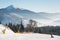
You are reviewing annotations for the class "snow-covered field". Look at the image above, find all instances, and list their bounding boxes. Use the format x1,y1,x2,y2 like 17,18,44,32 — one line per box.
0,24,60,40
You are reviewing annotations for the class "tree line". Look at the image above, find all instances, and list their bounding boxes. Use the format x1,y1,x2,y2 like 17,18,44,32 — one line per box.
0,19,60,36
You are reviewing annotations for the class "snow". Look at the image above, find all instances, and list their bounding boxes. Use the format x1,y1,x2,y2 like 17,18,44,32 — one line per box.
0,24,14,34
0,24,60,40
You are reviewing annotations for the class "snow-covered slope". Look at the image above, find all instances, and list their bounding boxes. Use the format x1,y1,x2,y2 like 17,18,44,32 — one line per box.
0,33,60,40
0,24,14,34
0,24,60,40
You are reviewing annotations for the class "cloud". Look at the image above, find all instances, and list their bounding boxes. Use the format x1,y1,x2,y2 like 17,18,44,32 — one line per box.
11,13,24,18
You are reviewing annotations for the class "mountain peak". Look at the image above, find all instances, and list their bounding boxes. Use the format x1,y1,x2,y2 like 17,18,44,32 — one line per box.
6,5,15,10
7,5,14,8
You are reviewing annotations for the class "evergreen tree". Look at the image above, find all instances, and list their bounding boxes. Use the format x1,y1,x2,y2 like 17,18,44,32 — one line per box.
19,19,24,33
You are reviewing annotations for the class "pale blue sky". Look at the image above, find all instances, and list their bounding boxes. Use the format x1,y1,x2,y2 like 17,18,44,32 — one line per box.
0,0,60,13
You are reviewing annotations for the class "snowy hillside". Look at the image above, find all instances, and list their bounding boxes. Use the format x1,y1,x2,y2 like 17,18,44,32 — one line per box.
0,33,60,40
0,24,60,40
0,24,14,34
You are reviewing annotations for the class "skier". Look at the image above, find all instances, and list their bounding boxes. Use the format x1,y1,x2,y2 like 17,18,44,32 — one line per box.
50,32,54,38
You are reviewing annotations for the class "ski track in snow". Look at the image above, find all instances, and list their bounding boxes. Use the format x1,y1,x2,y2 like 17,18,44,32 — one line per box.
0,24,60,40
